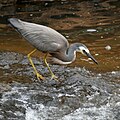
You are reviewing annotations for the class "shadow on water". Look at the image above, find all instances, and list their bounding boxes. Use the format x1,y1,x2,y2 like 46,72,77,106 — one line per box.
0,0,120,120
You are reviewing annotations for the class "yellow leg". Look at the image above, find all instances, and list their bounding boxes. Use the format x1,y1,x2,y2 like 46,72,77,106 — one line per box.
27,49,45,80
44,53,58,80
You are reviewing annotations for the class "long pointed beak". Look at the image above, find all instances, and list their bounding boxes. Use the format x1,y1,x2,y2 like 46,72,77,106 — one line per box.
83,51,98,64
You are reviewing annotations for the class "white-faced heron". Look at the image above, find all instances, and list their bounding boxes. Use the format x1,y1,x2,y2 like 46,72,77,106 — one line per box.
8,18,98,80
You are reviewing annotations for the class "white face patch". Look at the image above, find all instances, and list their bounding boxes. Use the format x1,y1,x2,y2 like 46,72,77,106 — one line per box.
78,46,90,55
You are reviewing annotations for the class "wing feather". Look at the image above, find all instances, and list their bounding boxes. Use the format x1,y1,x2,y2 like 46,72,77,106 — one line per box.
8,18,69,53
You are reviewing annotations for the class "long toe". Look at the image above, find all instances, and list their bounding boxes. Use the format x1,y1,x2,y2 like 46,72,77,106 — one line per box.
51,74,58,81
36,73,45,80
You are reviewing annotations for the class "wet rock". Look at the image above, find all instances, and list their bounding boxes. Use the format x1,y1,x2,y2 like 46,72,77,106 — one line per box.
30,93,53,105
0,51,119,119
1,100,25,119
0,83,11,93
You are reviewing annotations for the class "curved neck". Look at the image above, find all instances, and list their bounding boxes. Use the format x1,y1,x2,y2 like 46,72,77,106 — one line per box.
52,43,78,63
65,43,78,62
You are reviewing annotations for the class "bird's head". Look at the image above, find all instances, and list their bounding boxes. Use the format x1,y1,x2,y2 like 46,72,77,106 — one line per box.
76,43,98,64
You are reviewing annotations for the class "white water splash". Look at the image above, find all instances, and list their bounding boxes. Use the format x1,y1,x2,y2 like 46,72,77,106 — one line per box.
61,103,119,120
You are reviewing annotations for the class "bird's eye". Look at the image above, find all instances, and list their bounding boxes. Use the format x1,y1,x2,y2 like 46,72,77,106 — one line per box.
83,50,85,52
82,49,87,54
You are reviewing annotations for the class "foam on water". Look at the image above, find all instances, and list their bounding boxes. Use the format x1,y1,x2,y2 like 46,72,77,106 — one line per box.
61,103,119,120
25,104,59,120
25,106,43,120
24,101,119,120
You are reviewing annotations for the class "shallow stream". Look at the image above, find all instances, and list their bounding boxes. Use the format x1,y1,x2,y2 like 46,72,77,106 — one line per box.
0,0,120,120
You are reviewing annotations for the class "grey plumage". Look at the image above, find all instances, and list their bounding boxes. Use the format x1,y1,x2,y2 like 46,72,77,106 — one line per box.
8,18,68,52
8,18,98,65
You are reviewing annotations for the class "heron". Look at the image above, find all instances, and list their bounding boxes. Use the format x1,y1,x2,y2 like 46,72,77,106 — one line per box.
8,18,98,80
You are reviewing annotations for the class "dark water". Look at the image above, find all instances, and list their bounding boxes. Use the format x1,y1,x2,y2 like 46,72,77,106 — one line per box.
0,0,120,72
0,0,120,120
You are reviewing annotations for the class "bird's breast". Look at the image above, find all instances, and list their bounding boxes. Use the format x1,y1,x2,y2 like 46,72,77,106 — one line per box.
51,57,72,65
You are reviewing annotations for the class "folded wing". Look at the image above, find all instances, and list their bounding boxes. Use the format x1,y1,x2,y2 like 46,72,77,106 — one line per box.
8,18,69,53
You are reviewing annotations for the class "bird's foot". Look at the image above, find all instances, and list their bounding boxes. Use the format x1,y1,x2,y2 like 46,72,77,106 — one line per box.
36,72,45,80
51,74,58,81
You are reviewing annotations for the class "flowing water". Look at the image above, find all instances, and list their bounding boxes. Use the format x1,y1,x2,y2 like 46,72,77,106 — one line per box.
0,0,120,120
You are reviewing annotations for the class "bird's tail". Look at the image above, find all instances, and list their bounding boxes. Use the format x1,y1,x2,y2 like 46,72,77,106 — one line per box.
8,18,22,29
